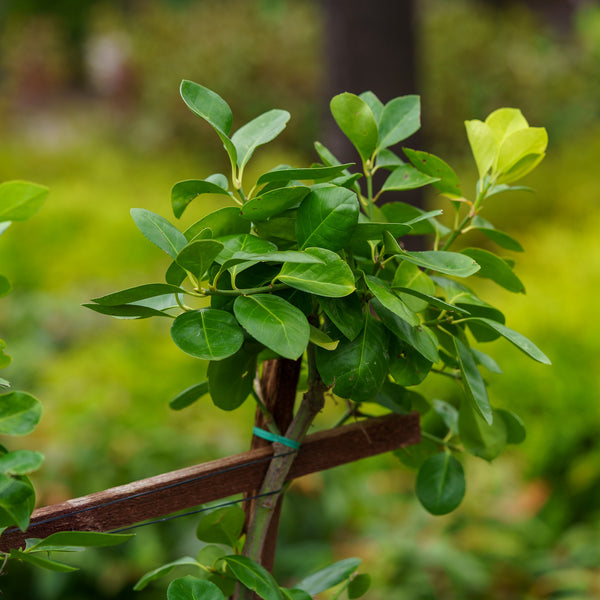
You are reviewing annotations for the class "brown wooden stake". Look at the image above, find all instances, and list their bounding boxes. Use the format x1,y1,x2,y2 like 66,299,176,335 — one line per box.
0,412,420,551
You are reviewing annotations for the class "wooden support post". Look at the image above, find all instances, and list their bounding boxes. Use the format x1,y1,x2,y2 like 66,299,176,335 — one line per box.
0,412,420,551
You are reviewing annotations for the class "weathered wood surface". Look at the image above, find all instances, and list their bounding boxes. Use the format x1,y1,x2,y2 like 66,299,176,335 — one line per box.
1,412,420,550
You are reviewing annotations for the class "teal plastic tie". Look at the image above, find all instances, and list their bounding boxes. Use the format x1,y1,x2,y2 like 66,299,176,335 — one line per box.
252,427,301,450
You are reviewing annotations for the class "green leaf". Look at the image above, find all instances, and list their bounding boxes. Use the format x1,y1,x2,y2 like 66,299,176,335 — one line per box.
396,249,480,277
374,148,404,169
256,164,353,186
196,505,245,546
495,127,547,176
464,119,497,178
459,403,507,461
486,108,529,144
388,338,432,386
0,275,11,298
92,283,186,306
330,93,379,162
348,574,372,599
296,185,359,251
185,206,250,241
83,303,171,319
0,181,48,221
462,318,551,364
359,91,384,122
471,348,502,374
131,208,187,259
134,557,200,591
364,275,419,326
277,247,355,297
215,234,277,264
295,558,362,596
171,177,232,219
454,338,492,425
28,531,134,552
404,148,462,198
316,315,388,402
416,453,466,515
433,400,459,433
232,109,290,170
10,549,78,572
0,339,11,369
496,409,526,444
0,450,44,476
373,380,416,415
473,227,524,252
168,576,226,600
460,248,525,293
0,391,42,436
320,294,364,342
169,382,209,410
352,222,411,241
171,309,244,361
223,556,284,600
177,239,225,280
0,474,35,530
233,294,309,360
381,164,440,192
254,211,297,245
377,95,420,150
240,186,309,222
381,202,450,236
222,250,323,270
391,261,436,312
208,347,257,410
308,325,339,351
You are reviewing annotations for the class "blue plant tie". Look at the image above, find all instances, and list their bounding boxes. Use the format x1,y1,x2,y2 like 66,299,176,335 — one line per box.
252,427,301,450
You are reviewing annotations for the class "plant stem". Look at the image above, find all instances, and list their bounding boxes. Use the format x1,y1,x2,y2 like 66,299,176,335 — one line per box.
421,431,462,453
200,283,288,297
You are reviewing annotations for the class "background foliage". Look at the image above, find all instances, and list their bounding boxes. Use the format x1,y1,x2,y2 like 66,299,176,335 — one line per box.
1,0,599,597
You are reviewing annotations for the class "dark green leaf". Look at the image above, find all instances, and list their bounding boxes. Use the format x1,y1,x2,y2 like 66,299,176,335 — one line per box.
377,95,420,150
0,474,35,530
320,294,364,341
330,93,378,162
83,303,171,319
364,275,419,326
348,574,372,599
396,249,480,277
0,275,11,298
459,403,507,461
381,202,450,236
454,338,492,425
277,247,355,297
0,181,48,221
433,400,459,433
10,549,78,572
373,380,415,415
241,186,309,222
171,177,232,219
171,309,244,361
29,531,133,552
316,315,388,402
256,164,353,186
177,239,225,280
296,185,359,251
222,250,323,270
359,91,384,123
233,294,309,360
134,557,200,591
381,164,439,192
352,222,411,241
416,453,466,515
404,149,462,198
474,227,524,252
185,206,250,241
254,211,297,245
471,348,502,374
169,382,209,410
168,576,226,600
224,556,284,600
131,208,187,259
232,109,290,170
388,338,432,386
196,505,245,546
208,347,257,410
295,558,361,596
92,283,185,306
395,436,438,470
460,248,525,293
0,391,42,436
0,450,43,476
215,234,277,264
496,409,526,444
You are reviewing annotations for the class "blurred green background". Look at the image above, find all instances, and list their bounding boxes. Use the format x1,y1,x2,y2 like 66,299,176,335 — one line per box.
1,0,600,598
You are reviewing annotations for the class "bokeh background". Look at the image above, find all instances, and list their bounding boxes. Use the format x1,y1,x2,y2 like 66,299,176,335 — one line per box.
1,0,600,598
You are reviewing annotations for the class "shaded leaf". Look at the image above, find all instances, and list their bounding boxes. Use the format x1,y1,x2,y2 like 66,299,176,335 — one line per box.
388,338,432,386
364,275,419,326
92,284,186,306
461,248,525,293
496,409,526,444
0,275,11,298
10,549,78,572
320,294,364,342
0,450,44,476
208,347,257,410
416,453,466,515
172,177,231,219
391,261,435,312
459,403,507,461
224,556,284,600
241,186,309,222
169,381,209,410
348,574,372,599
83,303,171,319
474,227,524,252
168,576,226,600
0,474,35,530
433,400,459,433
352,222,411,241
295,558,362,596
134,557,200,591
29,531,133,552
196,505,245,546
185,206,250,241
309,326,339,351
454,338,492,425
0,391,42,436
359,90,384,123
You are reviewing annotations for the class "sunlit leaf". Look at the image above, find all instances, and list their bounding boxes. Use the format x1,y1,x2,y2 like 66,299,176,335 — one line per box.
241,186,309,222
0,181,48,221
396,249,480,277
404,148,462,198
171,177,232,219
364,275,419,326
465,119,497,178
377,95,420,150
330,93,378,162
256,164,353,186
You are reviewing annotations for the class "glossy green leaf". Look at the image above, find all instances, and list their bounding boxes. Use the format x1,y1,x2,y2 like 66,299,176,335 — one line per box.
381,164,440,192
254,210,297,245
454,338,492,425
222,250,323,270
0,181,48,221
215,234,277,264
474,227,524,252
295,558,361,596
233,294,309,360
372,300,439,363
171,177,231,219
313,141,347,168
134,557,200,591
330,93,379,162
465,119,497,178
391,261,435,312
373,379,417,415
131,208,187,259
256,164,353,186
83,303,171,319
168,576,226,600
196,505,245,546
348,574,372,599
459,403,507,461
277,247,355,297
352,222,411,241
169,381,209,410
224,555,284,600
396,249,480,277
0,275,11,298
316,316,388,402
416,453,466,515
359,91,384,123
29,531,134,552
232,109,290,170
388,338,432,386
320,294,364,341
377,95,420,150
364,275,419,326
0,450,43,476
10,549,78,572
496,409,526,444
177,239,225,280
208,347,257,410
92,283,186,306
309,326,339,351
296,185,359,251
461,248,525,293
0,391,42,436
241,186,309,222
0,474,34,530
381,202,450,236
462,318,551,364
185,206,250,241
171,309,244,361
404,148,462,198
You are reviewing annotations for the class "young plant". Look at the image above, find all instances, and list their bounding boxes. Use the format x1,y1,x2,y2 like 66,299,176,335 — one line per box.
87,81,550,599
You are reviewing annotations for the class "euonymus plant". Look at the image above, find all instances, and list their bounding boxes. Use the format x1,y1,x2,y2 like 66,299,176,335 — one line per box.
87,81,550,600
